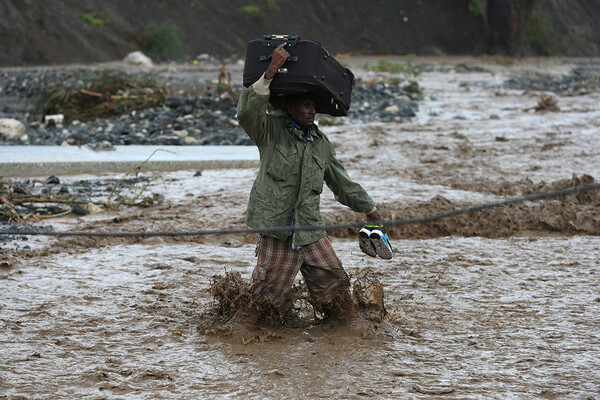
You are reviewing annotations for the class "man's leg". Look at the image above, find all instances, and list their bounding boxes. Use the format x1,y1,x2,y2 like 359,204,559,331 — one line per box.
300,236,351,306
248,236,302,306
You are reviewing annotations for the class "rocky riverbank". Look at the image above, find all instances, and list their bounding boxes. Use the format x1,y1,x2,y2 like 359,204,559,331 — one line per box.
2,57,599,147
0,58,422,146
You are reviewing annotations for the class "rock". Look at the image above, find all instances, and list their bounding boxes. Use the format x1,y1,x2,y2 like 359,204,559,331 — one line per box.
195,53,217,64
123,51,154,68
384,105,400,114
44,114,64,126
157,135,181,145
70,204,89,216
174,130,188,138
87,141,116,151
164,96,186,108
184,136,199,144
12,184,30,195
85,203,103,215
177,104,194,115
45,176,60,185
0,118,26,139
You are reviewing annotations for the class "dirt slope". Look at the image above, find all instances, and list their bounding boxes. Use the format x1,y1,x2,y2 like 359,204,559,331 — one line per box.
1,0,598,66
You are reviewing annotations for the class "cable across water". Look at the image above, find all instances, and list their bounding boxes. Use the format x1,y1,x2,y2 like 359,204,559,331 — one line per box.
1,183,599,238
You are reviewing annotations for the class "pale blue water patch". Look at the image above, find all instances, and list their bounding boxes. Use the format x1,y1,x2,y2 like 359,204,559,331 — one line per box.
0,145,259,163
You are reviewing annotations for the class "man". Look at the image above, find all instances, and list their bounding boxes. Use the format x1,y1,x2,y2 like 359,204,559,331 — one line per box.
237,42,392,315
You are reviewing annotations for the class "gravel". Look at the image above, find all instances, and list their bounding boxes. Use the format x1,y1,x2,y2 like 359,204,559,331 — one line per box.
0,65,423,146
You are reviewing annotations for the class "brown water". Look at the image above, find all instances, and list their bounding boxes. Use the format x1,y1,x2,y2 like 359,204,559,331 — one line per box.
1,57,600,399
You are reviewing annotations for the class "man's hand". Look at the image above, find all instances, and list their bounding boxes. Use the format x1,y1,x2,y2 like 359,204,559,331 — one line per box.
366,209,382,222
359,209,393,259
265,42,291,80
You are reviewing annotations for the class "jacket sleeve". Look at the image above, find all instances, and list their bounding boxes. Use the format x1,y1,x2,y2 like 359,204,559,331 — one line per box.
236,74,273,147
324,146,375,213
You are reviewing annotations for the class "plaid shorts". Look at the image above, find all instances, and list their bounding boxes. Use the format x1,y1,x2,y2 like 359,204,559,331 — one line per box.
249,235,349,306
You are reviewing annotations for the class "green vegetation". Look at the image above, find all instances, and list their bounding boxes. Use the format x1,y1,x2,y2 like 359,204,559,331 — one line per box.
263,0,278,10
375,59,405,74
240,5,264,18
403,80,421,94
33,70,169,123
526,10,552,55
80,12,111,28
467,0,482,16
141,23,189,60
365,55,421,77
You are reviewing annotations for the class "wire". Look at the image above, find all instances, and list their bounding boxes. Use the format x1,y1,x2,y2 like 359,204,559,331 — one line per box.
1,183,599,238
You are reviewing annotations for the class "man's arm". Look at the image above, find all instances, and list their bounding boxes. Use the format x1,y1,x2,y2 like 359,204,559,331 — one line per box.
236,43,291,146
323,149,378,218
322,146,382,222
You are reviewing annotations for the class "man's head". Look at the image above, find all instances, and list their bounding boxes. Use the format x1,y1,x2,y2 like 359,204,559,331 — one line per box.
286,94,316,129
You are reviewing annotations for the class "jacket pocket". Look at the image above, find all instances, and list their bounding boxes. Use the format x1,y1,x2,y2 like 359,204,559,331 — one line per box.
267,143,297,181
309,154,326,194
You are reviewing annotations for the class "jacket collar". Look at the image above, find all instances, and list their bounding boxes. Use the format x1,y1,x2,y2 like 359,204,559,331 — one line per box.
285,112,320,140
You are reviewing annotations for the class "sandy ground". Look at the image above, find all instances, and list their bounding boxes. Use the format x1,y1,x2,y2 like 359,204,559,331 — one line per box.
1,57,600,399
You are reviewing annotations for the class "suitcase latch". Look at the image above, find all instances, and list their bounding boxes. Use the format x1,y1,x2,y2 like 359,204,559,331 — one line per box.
263,34,300,48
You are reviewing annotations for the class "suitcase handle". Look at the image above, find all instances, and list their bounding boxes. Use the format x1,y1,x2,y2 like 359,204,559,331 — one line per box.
260,34,300,63
262,34,300,48
259,54,298,62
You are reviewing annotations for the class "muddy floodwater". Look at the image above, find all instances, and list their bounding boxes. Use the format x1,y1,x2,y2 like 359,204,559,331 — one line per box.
1,57,600,399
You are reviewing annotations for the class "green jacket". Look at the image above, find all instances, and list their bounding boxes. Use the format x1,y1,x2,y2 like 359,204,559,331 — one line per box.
237,84,375,246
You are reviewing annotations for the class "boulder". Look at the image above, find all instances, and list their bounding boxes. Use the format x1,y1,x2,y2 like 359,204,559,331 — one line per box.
123,51,153,68
0,118,26,139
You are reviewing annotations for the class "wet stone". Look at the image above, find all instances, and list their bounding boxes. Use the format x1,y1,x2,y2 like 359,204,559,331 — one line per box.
45,175,60,185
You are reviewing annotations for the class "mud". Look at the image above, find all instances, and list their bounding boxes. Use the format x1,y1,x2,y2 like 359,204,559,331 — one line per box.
201,268,385,345
1,58,600,399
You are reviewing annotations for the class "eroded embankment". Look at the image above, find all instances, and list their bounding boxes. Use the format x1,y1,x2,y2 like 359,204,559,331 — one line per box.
1,174,598,265
325,174,600,239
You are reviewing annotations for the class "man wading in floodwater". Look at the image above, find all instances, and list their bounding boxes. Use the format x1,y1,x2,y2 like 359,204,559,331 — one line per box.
237,42,393,319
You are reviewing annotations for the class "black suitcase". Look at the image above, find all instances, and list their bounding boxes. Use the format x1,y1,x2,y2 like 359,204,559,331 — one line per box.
242,34,355,116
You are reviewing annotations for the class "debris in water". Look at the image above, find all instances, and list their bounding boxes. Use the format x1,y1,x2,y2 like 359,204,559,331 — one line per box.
202,267,388,342
524,93,559,112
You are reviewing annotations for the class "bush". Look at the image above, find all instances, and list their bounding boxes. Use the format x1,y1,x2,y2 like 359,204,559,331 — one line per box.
81,12,111,28
240,5,263,18
527,11,552,55
141,23,189,60
467,0,482,16
403,80,421,94
365,55,421,77
32,70,169,123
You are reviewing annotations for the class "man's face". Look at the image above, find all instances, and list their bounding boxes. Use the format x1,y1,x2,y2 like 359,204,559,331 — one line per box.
287,97,316,128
